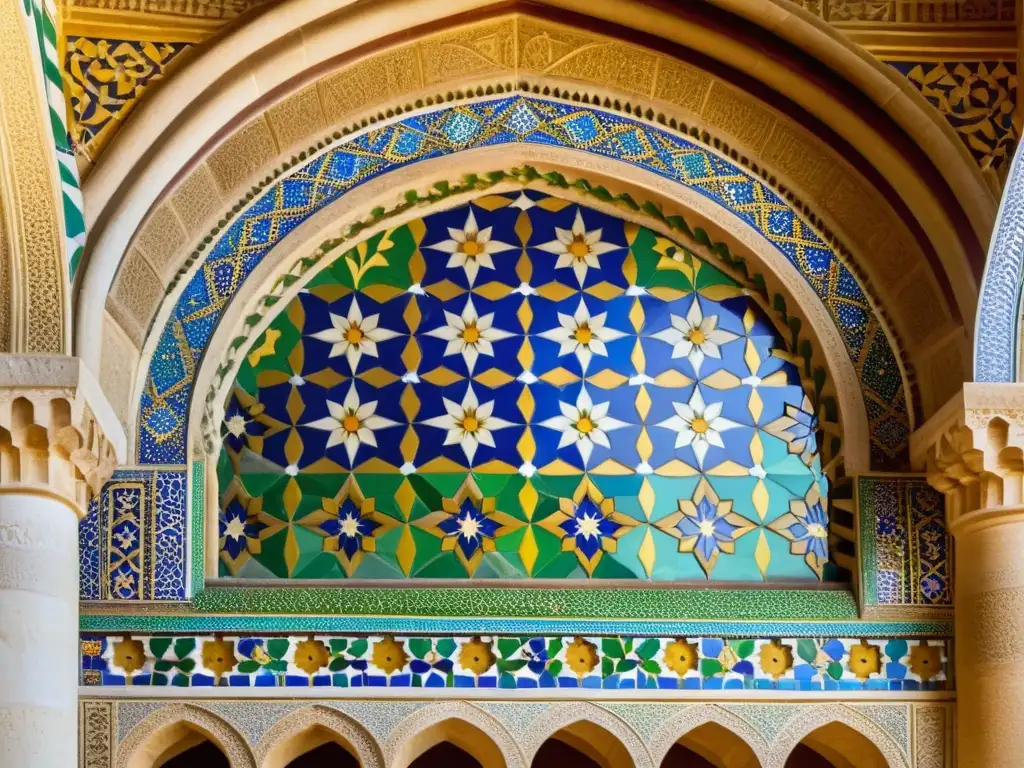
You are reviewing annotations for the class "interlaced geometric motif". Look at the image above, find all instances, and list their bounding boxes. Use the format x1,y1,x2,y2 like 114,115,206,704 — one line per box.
137,96,908,469
217,194,828,581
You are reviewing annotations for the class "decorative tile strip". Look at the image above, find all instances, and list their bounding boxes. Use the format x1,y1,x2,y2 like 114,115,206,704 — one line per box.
80,634,949,691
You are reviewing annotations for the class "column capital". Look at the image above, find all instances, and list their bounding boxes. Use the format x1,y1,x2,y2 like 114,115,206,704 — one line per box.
0,355,125,514
911,382,1024,523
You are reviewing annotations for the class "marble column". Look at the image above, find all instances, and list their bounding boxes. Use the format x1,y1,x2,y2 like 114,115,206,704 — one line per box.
915,383,1024,768
0,356,120,766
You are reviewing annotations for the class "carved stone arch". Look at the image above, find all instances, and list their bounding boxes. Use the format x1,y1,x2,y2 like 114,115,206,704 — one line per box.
383,701,526,768
522,701,653,768
114,702,256,768
254,705,384,768
763,704,910,768
647,704,769,767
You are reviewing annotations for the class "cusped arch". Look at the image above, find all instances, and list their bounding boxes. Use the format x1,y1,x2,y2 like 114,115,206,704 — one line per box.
648,704,769,767
383,701,526,768
115,703,255,768
523,702,652,768
254,704,383,768
764,704,909,768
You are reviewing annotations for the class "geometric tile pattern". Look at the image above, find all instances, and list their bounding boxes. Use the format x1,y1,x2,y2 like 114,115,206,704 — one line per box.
890,60,1017,171
217,194,828,581
79,468,188,601
136,96,908,468
857,476,951,610
80,633,949,691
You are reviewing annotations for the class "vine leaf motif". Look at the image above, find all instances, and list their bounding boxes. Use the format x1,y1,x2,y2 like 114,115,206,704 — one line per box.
345,229,395,288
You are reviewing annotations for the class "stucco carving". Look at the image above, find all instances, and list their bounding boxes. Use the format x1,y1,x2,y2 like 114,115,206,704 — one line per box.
647,703,770,766
521,701,653,768
382,701,525,768
114,703,255,768
252,705,383,768
915,706,947,768
81,701,115,768
763,704,911,768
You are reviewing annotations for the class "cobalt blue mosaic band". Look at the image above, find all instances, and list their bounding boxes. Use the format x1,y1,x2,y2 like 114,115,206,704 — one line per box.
79,468,188,601
80,633,950,692
137,96,908,466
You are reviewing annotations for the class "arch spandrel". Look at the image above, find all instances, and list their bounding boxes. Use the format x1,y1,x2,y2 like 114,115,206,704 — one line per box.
77,3,980,449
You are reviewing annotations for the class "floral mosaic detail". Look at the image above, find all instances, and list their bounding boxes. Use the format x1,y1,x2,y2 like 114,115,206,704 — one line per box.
858,477,951,612
214,195,830,581
82,634,950,691
768,486,830,578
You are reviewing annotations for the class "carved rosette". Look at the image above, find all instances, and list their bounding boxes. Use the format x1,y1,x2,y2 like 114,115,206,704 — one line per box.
0,355,121,514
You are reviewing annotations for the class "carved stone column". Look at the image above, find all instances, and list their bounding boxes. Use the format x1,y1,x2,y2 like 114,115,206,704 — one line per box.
0,356,121,766
913,383,1024,768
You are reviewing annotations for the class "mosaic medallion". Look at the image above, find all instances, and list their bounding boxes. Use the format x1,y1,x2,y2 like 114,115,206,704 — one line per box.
218,193,828,580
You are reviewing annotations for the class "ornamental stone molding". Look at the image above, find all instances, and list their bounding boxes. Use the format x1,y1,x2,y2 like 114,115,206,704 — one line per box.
912,382,1024,523
0,354,124,513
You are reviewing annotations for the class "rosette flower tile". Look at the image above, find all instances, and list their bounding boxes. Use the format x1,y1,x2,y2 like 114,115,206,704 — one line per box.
218,193,828,580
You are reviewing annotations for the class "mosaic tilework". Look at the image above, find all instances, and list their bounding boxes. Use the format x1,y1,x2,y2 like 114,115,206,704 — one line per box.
217,194,828,581
78,468,188,601
79,633,949,691
889,61,1017,171
858,476,951,612
65,37,190,167
137,96,908,468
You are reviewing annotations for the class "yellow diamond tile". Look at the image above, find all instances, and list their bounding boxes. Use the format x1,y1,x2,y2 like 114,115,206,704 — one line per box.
647,286,687,302
400,426,419,463
400,384,420,421
517,386,535,422
395,478,416,520
636,427,653,462
519,479,539,520
284,428,304,465
287,299,305,329
286,387,305,424
624,221,640,245
304,368,347,389
748,388,764,423
628,297,644,331
622,251,638,285
638,477,655,519
700,369,740,389
535,196,572,212
517,337,534,370
396,525,417,575
744,339,761,376
516,251,532,284
589,458,633,475
539,367,580,387
283,528,301,576
743,307,756,333
420,367,464,386
425,280,465,301
752,478,769,520
699,284,743,301
475,368,515,388
403,295,421,333
749,431,764,464
287,339,304,375
515,209,533,246
652,370,692,388
359,367,399,387
635,385,652,421
408,248,426,284
535,282,577,301
519,526,539,575
631,339,646,374
762,370,790,386
587,369,628,389
473,194,514,211
401,338,421,373
637,529,656,578
654,458,699,476
257,370,291,388
309,284,350,303
517,426,536,462
360,284,404,303
474,281,514,300
283,476,302,518
585,281,624,300
517,297,533,333
754,530,771,579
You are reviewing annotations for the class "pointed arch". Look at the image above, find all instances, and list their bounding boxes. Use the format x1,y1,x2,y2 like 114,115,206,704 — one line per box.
254,705,383,768
522,702,652,768
114,703,255,768
384,701,525,768
765,704,909,768
649,704,768,767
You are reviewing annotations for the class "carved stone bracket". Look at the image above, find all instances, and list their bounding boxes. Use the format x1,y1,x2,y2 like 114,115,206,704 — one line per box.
911,382,1024,525
0,354,124,513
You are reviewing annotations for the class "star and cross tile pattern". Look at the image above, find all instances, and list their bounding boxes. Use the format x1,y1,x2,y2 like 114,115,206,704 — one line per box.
218,194,829,581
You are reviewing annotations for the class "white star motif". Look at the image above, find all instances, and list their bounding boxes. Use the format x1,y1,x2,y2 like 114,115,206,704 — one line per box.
539,387,628,467
421,384,514,464
304,384,400,463
307,297,400,372
654,387,740,468
425,209,517,285
424,297,513,373
538,298,626,372
650,298,739,375
536,209,619,285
